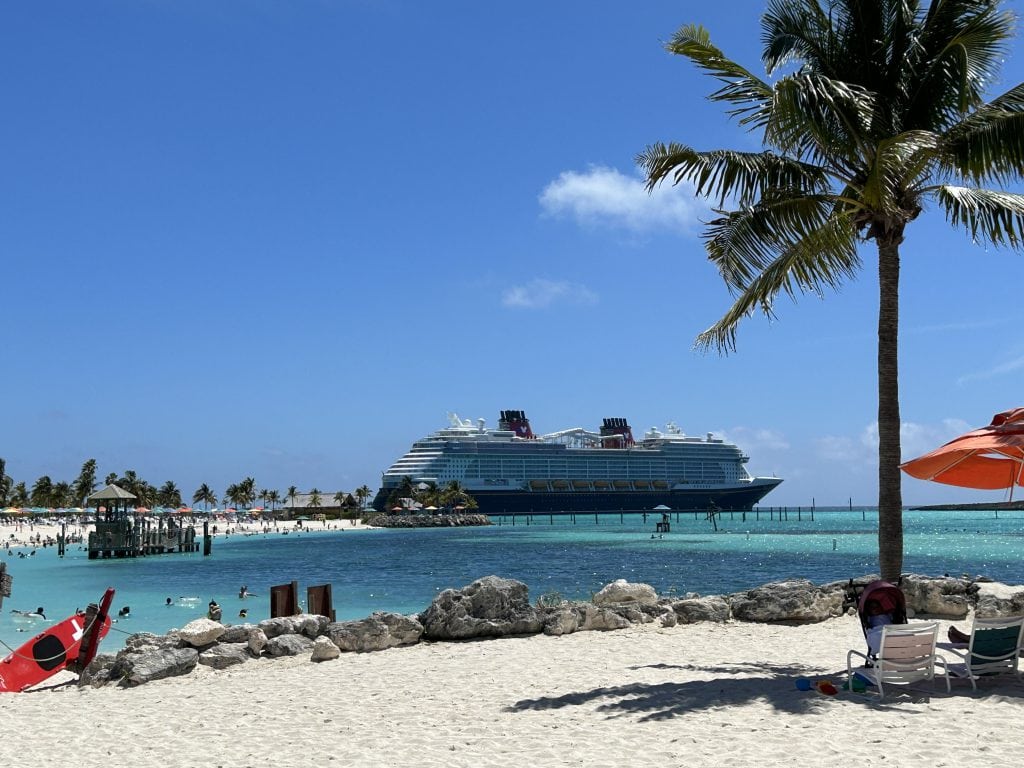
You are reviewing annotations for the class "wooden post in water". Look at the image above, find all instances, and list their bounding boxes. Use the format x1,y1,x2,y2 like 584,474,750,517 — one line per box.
203,520,212,556
58,522,66,558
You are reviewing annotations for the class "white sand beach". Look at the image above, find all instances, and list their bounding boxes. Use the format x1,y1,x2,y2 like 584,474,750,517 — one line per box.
0,517,374,550
1,614,1019,768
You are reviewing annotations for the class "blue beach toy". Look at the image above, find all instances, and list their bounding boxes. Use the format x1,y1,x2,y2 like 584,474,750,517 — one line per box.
795,677,812,691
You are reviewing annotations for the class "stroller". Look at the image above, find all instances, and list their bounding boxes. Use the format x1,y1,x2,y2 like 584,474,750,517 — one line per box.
845,578,908,659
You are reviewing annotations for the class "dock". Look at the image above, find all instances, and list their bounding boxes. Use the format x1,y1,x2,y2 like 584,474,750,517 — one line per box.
84,483,211,559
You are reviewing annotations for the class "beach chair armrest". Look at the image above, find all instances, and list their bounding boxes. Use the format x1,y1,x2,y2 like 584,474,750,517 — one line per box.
847,648,870,676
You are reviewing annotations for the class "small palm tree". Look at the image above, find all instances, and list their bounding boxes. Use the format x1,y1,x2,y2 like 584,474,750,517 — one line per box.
268,489,281,511
286,485,298,512
355,484,372,510
639,0,1024,580
309,488,322,513
192,484,217,512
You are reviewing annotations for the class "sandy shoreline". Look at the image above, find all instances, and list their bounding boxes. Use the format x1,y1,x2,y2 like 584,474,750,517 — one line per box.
1,614,1021,767
1,517,374,550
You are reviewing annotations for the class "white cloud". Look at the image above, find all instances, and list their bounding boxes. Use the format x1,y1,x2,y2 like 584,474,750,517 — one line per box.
539,165,707,234
816,418,969,465
501,278,598,310
956,354,1024,386
719,426,790,453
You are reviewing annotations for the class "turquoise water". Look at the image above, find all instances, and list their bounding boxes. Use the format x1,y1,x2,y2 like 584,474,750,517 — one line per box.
3,509,1023,653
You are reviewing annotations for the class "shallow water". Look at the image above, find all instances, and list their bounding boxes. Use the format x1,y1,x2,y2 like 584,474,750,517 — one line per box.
2,509,1022,652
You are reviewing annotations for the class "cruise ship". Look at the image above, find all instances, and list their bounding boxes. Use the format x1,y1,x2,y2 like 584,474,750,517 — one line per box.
373,411,782,514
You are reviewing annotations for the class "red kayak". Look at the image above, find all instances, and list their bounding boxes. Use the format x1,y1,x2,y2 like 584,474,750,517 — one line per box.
0,587,115,693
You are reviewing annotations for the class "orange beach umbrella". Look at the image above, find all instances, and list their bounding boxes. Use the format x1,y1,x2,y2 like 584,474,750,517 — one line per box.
900,408,1024,497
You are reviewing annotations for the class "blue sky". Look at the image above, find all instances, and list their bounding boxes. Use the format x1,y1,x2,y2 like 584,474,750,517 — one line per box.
4,1,1024,507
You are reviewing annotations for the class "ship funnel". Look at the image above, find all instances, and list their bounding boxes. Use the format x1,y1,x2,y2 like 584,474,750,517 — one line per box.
600,417,635,448
498,409,535,439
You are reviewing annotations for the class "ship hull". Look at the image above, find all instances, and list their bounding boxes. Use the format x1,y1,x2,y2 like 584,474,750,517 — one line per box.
373,480,781,516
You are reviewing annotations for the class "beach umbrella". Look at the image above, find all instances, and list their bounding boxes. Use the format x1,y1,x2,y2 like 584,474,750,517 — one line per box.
901,408,1024,499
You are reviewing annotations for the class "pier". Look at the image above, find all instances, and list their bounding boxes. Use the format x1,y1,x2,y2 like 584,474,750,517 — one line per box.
490,505,818,527
84,484,210,559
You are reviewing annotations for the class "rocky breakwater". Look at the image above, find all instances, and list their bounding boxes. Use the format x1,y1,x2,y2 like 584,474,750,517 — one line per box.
79,572,1024,688
366,513,491,528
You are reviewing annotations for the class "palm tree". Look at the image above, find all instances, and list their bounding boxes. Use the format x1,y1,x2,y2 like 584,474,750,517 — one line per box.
158,481,182,508
30,476,53,508
10,482,28,508
638,0,1024,581
192,483,216,512
308,488,322,516
355,484,372,510
71,459,97,507
286,485,298,512
268,490,281,511
0,458,12,507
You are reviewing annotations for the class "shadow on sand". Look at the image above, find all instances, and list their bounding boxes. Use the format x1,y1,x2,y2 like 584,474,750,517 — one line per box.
505,660,1024,719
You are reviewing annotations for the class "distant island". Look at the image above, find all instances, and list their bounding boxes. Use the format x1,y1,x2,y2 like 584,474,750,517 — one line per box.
910,501,1024,511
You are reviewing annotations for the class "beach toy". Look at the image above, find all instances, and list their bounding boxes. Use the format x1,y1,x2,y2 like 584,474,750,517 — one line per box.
795,677,812,691
815,680,838,695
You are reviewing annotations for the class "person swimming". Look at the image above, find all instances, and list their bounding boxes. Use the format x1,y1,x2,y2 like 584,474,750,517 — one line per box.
166,597,173,606
10,606,45,621
118,606,131,618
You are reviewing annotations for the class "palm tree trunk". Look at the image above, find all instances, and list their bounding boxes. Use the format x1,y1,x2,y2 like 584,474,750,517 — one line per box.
877,240,903,581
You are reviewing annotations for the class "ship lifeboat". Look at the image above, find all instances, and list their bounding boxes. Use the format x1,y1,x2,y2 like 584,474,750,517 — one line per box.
612,480,631,489
593,480,611,489
529,480,549,491
551,480,570,491
572,480,591,490
633,480,651,489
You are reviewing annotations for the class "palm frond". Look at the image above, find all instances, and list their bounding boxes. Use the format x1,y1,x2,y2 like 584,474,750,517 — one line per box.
694,214,861,354
861,130,941,210
764,73,876,170
666,24,774,128
760,0,832,74
636,143,830,206
936,186,1024,248
942,83,1024,185
703,194,842,292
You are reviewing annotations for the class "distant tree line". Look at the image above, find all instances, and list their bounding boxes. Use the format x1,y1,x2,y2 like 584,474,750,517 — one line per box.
0,457,374,518
386,477,478,511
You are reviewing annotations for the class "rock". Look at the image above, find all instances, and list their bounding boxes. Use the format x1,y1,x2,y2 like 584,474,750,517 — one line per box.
311,636,340,662
110,647,199,687
178,618,227,647
729,579,843,623
78,653,117,688
264,634,314,657
122,632,182,653
219,623,256,644
257,614,328,640
659,609,678,628
975,582,1024,617
541,607,580,636
593,579,658,607
899,574,973,618
576,604,631,631
327,612,424,652
198,643,251,670
248,628,268,656
671,596,731,624
420,576,543,640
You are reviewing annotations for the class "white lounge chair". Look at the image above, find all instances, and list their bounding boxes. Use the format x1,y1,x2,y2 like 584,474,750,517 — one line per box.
943,615,1024,691
847,622,950,700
